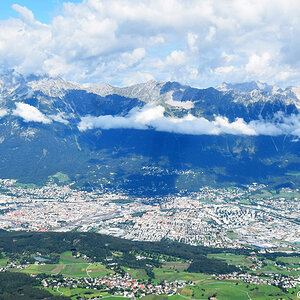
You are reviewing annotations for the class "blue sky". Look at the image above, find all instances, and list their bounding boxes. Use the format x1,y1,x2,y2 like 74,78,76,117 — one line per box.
0,0,300,87
0,0,83,23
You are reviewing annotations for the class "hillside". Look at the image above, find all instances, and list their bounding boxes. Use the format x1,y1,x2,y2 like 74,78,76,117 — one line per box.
1,70,300,193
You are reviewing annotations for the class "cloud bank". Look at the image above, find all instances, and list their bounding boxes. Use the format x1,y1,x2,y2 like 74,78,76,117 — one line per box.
5,102,300,138
12,103,52,124
1,0,300,86
78,105,300,138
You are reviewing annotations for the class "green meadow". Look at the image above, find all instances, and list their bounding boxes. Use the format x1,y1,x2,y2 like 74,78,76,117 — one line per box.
0,258,8,267
59,251,87,264
122,267,149,280
45,287,115,300
207,253,253,267
181,279,296,300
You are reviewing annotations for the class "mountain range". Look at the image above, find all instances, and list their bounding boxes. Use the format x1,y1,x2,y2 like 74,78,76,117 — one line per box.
1,69,300,194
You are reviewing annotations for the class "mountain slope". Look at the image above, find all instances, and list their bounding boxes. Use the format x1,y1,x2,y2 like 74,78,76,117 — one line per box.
0,70,300,193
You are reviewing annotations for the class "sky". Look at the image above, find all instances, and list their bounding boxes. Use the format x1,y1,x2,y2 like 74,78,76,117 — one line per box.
1,0,300,87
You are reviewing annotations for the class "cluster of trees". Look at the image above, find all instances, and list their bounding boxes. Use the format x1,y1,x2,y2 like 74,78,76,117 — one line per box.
0,272,69,300
2,230,297,276
187,256,239,274
0,230,245,275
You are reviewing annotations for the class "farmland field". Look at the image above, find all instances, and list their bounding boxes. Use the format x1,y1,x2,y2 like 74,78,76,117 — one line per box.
181,279,296,300
207,253,253,267
59,251,87,264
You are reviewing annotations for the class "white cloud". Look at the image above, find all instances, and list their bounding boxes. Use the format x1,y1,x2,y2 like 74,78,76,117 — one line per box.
12,4,35,25
1,0,300,86
12,103,52,124
187,32,198,52
48,113,70,125
166,50,186,66
119,48,146,70
78,105,300,138
0,109,8,118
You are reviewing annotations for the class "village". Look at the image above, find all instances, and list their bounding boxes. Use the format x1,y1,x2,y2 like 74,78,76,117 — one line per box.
1,257,299,298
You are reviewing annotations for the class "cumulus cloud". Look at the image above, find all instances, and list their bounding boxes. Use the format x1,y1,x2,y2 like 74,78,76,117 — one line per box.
12,103,52,124
78,105,256,135
12,4,35,25
2,0,300,86
0,109,8,118
78,105,300,138
48,113,70,125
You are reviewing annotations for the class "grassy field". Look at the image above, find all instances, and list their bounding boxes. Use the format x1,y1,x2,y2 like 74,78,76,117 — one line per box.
207,253,253,267
285,171,300,176
181,279,295,300
21,261,114,278
51,172,70,183
61,263,89,277
257,263,300,276
122,267,149,280
45,287,115,300
276,256,300,267
239,199,251,204
88,263,114,278
153,267,210,283
161,261,190,270
0,258,8,267
153,260,206,283
141,295,187,300
59,251,87,264
21,264,65,275
248,188,300,201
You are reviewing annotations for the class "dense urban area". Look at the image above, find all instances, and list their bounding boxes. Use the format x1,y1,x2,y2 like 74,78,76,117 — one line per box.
0,178,299,299
0,179,299,250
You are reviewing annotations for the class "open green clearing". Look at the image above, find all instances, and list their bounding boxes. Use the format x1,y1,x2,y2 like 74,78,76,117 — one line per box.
0,258,8,266
51,172,70,183
14,182,39,189
45,287,114,300
285,171,300,176
59,251,87,264
207,253,253,267
153,267,210,283
239,199,251,204
122,267,149,280
257,263,300,276
161,261,190,270
61,263,89,277
181,279,296,300
248,188,300,201
21,264,63,275
276,256,300,267
21,261,113,278
87,263,114,278
141,295,187,300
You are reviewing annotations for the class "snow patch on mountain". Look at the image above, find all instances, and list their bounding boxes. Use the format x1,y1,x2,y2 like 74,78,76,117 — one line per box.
27,77,82,98
84,82,115,97
165,91,194,109
216,81,276,93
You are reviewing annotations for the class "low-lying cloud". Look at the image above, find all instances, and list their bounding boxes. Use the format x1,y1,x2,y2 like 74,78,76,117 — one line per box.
12,103,52,124
78,105,300,137
6,102,300,138
48,113,70,125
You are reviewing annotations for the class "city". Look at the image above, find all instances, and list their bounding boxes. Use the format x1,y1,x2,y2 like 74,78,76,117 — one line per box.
0,179,299,252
